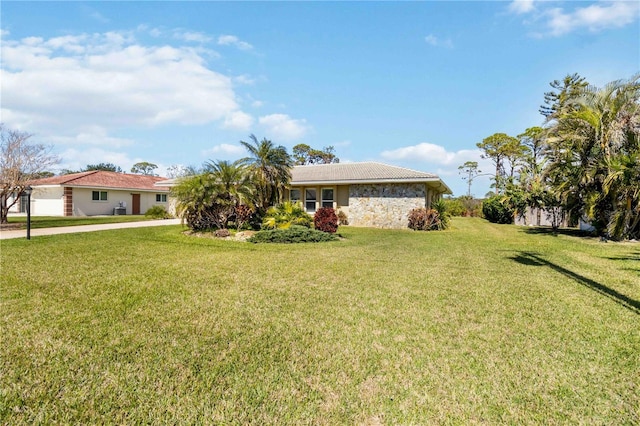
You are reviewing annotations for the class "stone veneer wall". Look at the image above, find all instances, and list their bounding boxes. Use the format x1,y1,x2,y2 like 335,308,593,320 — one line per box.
348,183,427,229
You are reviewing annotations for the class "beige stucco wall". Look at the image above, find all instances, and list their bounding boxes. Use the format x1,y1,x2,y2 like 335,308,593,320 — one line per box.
71,188,169,216
348,183,429,229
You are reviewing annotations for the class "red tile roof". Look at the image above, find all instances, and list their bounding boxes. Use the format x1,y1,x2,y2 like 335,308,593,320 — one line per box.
29,171,169,191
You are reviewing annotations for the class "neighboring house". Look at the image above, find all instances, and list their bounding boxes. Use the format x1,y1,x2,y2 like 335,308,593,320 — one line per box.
288,162,451,229
13,171,170,216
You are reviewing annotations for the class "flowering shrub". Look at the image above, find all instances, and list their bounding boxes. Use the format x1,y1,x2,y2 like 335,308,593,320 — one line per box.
314,207,338,233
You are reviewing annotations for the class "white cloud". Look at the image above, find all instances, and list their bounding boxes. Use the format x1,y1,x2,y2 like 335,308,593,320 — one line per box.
510,1,640,37
1,30,249,147
258,114,309,141
217,34,253,50
546,1,639,36
201,143,245,158
56,147,137,173
381,142,478,166
173,30,211,43
380,142,496,196
89,11,110,24
508,0,535,15
424,34,453,49
222,111,254,130
233,74,256,85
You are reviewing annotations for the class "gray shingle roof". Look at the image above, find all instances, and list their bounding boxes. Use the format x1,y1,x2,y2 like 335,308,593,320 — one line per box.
292,162,441,184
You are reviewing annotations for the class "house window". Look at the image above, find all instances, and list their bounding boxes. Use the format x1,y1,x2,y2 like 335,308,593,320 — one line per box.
92,191,108,201
305,189,317,213
321,188,334,208
156,194,167,203
290,188,301,203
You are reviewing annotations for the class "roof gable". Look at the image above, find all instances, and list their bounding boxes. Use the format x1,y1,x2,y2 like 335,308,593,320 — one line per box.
29,171,169,191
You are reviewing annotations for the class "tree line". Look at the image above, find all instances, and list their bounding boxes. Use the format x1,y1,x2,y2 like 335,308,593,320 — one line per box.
474,73,639,241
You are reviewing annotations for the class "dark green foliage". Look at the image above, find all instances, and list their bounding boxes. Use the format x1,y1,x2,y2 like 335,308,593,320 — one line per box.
482,196,514,224
248,225,339,243
314,207,338,233
432,199,450,230
144,205,171,219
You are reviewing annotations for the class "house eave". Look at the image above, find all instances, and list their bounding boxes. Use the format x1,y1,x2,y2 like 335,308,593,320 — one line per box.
291,177,452,193
32,183,169,193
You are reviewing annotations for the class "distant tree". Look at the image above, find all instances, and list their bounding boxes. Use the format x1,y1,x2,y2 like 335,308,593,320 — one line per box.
458,161,481,197
32,171,55,179
476,133,519,194
85,163,122,173
0,125,60,223
131,161,158,176
166,164,200,179
293,144,339,165
539,73,588,118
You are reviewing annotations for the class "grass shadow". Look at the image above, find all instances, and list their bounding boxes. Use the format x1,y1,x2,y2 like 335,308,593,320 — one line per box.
520,226,594,238
511,251,640,315
605,251,640,262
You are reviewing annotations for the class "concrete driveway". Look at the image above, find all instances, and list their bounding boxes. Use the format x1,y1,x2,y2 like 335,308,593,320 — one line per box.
0,218,182,240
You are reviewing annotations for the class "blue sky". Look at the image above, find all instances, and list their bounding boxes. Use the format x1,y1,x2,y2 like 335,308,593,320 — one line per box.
1,1,638,196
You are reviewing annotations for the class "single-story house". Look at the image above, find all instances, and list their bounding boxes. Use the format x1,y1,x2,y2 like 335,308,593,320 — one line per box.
288,162,451,229
156,162,451,229
11,171,171,216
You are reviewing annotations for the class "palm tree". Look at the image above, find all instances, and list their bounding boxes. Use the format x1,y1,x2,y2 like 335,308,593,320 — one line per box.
240,134,293,212
545,73,640,239
172,159,256,231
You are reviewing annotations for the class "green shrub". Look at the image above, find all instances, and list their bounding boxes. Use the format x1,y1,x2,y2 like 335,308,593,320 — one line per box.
262,201,312,230
443,197,466,217
482,195,514,224
314,207,338,233
432,199,450,230
144,205,172,219
248,225,339,243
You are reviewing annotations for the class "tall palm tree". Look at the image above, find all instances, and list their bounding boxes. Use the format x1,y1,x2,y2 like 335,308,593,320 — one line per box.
240,134,293,212
545,73,640,239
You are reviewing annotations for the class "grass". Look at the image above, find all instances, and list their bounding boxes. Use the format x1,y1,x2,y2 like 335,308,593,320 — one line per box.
4,215,156,229
1,218,638,424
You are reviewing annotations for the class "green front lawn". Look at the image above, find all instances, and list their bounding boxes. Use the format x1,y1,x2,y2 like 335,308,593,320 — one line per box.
1,218,638,424
5,215,156,229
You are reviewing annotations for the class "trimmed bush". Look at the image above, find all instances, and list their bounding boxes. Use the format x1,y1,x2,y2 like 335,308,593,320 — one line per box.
144,205,172,219
314,207,338,233
482,195,514,224
248,225,339,243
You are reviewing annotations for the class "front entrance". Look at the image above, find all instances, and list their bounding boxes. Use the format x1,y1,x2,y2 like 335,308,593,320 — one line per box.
132,194,140,215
